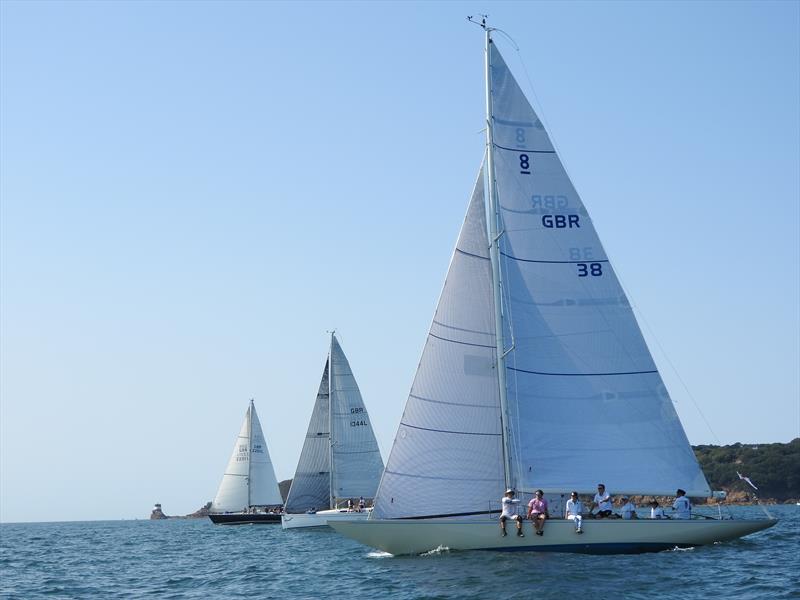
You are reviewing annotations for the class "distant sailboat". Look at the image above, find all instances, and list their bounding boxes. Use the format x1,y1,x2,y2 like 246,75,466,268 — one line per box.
282,333,384,529
331,20,777,554
208,399,284,525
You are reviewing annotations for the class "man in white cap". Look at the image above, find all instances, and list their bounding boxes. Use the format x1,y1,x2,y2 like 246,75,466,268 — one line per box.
590,483,613,518
619,495,637,520
499,489,523,537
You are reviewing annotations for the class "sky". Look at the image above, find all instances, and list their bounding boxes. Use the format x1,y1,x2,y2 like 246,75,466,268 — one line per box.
1,1,798,523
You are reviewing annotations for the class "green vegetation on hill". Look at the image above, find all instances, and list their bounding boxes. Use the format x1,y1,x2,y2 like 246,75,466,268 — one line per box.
693,438,800,501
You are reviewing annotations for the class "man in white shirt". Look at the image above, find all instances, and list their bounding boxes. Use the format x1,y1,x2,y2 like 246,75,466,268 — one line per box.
499,489,524,537
565,491,584,533
591,483,613,518
619,495,637,519
672,489,692,519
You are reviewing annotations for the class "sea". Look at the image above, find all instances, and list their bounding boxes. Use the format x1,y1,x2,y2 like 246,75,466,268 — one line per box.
1,505,797,600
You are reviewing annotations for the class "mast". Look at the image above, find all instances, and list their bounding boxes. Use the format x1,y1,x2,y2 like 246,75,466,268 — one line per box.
483,23,514,492
247,399,253,508
327,333,335,509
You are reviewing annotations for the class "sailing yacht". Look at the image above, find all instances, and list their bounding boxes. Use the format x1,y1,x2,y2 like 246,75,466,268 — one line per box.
281,333,385,529
330,22,777,554
208,400,284,524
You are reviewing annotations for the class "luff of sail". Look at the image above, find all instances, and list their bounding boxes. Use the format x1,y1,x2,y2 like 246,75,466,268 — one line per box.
488,42,710,497
284,361,332,513
373,162,506,520
211,401,282,512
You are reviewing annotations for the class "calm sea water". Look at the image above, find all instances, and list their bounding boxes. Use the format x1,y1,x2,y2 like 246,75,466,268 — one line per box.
1,505,797,599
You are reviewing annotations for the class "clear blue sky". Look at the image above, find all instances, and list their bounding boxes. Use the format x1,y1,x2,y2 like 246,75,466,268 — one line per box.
1,1,798,523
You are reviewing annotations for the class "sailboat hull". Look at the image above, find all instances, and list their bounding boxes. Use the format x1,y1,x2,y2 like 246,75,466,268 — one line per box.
208,513,282,525
281,508,371,530
330,517,778,555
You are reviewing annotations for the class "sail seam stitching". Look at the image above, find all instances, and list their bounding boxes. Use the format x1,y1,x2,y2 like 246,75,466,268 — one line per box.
408,393,499,409
384,468,504,482
500,251,610,264
454,247,490,261
493,142,555,154
508,366,658,377
400,422,501,436
428,332,496,349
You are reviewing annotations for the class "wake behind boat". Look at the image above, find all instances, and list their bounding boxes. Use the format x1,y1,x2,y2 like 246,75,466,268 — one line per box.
282,333,384,529
331,20,777,554
208,400,284,525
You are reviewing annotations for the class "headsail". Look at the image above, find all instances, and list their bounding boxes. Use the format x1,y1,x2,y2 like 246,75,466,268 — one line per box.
211,401,282,512
329,335,385,501
373,162,506,519
488,42,710,496
285,361,332,513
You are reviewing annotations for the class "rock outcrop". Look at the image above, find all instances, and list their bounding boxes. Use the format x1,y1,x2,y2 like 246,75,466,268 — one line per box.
149,502,212,519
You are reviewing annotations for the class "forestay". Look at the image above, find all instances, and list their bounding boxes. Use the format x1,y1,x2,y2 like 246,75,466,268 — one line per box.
373,163,506,519
285,361,332,513
330,336,385,500
488,42,710,496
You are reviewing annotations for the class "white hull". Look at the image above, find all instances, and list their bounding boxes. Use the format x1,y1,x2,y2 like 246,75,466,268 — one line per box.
330,517,778,555
281,508,371,530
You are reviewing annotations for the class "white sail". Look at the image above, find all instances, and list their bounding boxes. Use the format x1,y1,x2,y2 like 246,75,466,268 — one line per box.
248,403,284,506
330,335,385,501
211,401,282,512
373,163,506,519
285,361,332,513
286,335,385,514
487,42,710,497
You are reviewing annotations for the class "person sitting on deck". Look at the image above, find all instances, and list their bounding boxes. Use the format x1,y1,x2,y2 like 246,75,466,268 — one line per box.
527,489,549,536
347,499,354,512
591,484,613,518
649,500,666,519
619,495,638,519
499,489,524,537
358,496,366,512
672,489,692,519
565,491,584,533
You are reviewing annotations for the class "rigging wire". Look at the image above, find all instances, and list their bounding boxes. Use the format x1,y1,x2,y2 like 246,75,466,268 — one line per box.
614,271,723,446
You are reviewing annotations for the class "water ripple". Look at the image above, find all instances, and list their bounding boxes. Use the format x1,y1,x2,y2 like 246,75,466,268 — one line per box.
0,505,797,599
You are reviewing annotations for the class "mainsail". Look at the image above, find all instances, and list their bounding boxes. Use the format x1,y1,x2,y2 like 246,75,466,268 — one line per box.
211,400,283,512
372,40,709,519
285,334,385,513
489,43,709,497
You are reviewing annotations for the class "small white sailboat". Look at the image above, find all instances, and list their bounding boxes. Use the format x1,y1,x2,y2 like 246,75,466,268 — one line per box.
208,399,284,524
331,20,777,554
282,333,385,529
